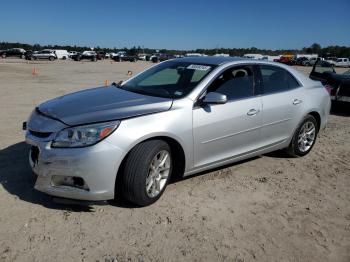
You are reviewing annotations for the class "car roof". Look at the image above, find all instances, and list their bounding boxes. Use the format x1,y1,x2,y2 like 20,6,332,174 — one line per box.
177,56,246,65
173,56,318,87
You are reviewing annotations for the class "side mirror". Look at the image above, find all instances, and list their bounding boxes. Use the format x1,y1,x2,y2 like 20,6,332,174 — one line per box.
202,92,227,105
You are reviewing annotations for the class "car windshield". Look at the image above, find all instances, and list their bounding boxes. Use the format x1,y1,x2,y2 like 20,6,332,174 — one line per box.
120,61,215,98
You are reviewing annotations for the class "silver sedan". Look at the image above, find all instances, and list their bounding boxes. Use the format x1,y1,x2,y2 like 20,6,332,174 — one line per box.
25,57,331,206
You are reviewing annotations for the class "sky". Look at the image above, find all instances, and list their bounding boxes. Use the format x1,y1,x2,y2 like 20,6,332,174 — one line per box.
0,0,349,50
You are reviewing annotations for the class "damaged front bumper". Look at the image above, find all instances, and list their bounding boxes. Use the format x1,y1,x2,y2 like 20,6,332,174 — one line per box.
25,111,124,201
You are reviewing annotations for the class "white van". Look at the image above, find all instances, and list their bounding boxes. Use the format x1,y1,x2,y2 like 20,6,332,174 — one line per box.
53,50,69,60
335,58,350,67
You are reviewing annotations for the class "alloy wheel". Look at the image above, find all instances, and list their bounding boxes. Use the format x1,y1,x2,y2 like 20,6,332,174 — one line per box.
298,121,316,152
146,150,171,198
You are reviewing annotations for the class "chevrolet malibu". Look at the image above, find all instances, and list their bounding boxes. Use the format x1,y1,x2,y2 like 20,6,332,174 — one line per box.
25,57,330,206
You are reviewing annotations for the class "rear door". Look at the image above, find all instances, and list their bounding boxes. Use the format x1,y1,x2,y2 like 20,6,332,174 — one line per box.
258,65,304,147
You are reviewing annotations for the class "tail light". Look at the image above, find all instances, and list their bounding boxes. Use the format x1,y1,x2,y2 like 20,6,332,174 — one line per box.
324,84,333,95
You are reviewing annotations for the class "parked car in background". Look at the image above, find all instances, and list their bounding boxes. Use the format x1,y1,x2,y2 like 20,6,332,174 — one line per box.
110,51,127,60
274,55,294,65
68,51,78,58
96,51,106,60
24,50,34,60
325,57,337,66
138,53,148,61
334,58,350,67
30,50,57,61
109,52,118,59
112,51,138,62
24,57,330,206
0,48,26,59
72,51,97,61
294,57,309,66
150,53,175,63
310,58,350,103
304,57,322,66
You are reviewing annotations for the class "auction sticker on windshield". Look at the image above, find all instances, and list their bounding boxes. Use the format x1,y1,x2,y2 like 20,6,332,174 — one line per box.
187,64,211,71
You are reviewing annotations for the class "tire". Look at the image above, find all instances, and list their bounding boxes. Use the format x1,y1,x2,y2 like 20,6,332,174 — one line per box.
49,56,54,61
21,54,25,59
286,115,318,157
121,140,172,206
2,54,6,58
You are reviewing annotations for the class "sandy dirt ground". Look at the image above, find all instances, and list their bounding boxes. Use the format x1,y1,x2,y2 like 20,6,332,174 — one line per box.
0,59,349,262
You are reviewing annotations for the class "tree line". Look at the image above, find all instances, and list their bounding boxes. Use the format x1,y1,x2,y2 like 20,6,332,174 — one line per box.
0,42,349,57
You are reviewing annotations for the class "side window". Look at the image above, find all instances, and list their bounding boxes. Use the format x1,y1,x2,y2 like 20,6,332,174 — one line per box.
260,65,300,94
207,66,255,100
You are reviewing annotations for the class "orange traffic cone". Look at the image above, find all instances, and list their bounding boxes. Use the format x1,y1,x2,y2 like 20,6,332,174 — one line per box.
104,80,109,86
32,67,37,76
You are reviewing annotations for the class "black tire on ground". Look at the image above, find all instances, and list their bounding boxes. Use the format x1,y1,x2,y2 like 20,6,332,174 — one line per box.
21,54,25,59
2,54,6,58
286,114,318,157
49,56,54,61
121,140,172,206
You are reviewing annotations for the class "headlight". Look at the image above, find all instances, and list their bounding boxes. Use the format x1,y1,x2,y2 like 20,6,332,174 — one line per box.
51,121,120,148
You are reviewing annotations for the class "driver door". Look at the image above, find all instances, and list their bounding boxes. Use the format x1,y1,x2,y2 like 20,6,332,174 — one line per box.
192,65,262,168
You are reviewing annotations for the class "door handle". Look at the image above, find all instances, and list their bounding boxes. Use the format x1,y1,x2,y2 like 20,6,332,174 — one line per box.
293,99,302,105
247,109,260,116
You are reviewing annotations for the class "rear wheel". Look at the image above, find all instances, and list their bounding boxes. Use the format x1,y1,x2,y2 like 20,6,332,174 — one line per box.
49,56,54,61
286,115,318,157
121,140,172,206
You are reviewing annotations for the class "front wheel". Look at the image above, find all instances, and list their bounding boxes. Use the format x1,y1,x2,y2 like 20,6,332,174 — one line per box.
121,140,172,206
286,115,318,157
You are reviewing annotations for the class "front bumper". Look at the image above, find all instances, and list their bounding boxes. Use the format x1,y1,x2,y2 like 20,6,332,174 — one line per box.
26,131,124,201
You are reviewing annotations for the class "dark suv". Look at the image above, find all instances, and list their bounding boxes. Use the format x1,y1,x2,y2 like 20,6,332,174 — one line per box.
1,48,26,59
72,51,97,62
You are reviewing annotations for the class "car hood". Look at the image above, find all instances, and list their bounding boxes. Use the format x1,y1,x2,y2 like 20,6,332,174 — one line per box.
38,86,173,126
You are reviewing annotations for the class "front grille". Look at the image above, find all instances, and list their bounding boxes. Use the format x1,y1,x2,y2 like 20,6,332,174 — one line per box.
29,130,52,138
